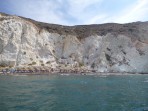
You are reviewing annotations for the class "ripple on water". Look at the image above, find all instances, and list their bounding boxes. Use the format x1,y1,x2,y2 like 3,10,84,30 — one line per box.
134,107,148,111
0,75,148,111
143,80,148,82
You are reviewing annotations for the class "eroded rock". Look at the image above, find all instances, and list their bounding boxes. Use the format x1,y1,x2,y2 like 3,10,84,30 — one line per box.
0,13,148,73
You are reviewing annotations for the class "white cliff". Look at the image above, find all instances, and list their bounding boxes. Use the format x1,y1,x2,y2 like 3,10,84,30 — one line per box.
0,13,148,73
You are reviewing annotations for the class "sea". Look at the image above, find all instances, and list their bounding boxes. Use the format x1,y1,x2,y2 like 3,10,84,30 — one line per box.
0,74,148,111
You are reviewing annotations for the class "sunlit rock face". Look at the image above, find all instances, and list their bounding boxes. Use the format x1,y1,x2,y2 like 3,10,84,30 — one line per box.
0,13,148,73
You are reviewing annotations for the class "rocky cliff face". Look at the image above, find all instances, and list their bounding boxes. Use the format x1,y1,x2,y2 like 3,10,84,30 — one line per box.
0,13,148,73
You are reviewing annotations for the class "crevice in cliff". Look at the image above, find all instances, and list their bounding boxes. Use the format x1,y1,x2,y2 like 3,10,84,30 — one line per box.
0,38,3,54
16,25,27,66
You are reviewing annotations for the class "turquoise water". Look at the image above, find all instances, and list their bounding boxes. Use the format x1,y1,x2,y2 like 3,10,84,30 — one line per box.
0,74,148,111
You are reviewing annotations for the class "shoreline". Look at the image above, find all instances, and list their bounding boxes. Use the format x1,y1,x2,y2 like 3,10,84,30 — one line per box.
0,72,148,76
1,66,148,76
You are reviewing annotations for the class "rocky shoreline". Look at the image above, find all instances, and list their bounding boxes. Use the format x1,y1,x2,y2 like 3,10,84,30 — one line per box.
0,73,147,76
0,67,147,76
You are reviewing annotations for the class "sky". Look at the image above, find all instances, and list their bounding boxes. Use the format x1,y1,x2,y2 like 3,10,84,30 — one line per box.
0,0,148,25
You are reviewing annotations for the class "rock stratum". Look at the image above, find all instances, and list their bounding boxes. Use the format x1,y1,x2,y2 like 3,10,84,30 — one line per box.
0,12,148,73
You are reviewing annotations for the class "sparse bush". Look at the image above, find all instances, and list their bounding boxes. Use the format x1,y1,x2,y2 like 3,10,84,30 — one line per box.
30,58,33,61
52,50,55,53
32,62,36,65
0,63,7,67
9,66,13,68
91,63,95,69
128,29,133,32
105,53,111,61
40,60,43,63
69,55,72,58
28,61,36,66
79,62,84,67
41,64,44,66
61,56,65,59
28,63,32,66
65,64,67,67
23,52,26,55
46,61,50,64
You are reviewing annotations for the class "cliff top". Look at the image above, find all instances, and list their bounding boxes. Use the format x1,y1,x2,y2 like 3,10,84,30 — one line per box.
0,12,148,39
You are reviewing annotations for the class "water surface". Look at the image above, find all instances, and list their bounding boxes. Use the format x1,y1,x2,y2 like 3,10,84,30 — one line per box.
0,74,148,111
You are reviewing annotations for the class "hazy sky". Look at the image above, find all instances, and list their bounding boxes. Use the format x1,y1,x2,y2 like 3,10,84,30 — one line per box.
0,0,148,25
